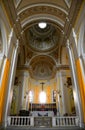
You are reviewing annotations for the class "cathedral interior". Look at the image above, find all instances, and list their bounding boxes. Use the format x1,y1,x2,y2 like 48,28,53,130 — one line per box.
0,0,85,130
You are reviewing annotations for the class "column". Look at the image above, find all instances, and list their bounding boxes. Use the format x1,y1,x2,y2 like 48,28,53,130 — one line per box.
60,71,66,115
18,74,25,111
56,71,66,116
3,40,19,127
0,57,10,125
66,40,83,127
76,57,85,127
21,71,29,110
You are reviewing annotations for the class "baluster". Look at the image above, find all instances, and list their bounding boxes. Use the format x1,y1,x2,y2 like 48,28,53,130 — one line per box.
62,118,64,125
60,118,62,126
59,118,61,126
66,118,68,126
27,118,29,125
29,118,30,125
17,117,18,125
72,117,74,125
13,117,15,125
12,117,13,125
14,117,15,125
19,117,21,125
57,118,59,126
23,117,24,125
25,117,27,125
15,117,16,125
74,118,76,126
70,117,72,125
21,117,22,125
24,117,26,125
18,117,20,126
73,118,75,125
24,117,25,125
69,117,71,125
65,117,66,126
60,118,61,126
11,117,12,125
56,118,57,125
62,118,63,126
58,118,60,126
63,118,65,126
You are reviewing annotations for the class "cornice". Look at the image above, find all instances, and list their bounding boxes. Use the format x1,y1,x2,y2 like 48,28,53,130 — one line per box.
17,64,69,70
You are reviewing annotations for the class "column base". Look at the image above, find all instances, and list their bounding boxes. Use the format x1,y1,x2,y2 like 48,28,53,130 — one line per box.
0,123,5,130
80,122,85,129
0,120,7,130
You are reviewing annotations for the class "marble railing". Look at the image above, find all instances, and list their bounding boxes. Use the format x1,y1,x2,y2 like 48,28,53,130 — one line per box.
52,116,79,127
7,116,79,127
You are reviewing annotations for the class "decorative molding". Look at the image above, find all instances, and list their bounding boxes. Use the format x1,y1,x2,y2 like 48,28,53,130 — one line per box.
19,5,67,23
18,3,68,15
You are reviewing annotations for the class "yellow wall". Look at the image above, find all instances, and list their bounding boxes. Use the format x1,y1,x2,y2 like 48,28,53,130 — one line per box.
0,58,10,122
76,58,85,122
28,78,57,104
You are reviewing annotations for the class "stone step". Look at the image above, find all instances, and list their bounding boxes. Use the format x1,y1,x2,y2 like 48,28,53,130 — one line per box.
4,126,85,130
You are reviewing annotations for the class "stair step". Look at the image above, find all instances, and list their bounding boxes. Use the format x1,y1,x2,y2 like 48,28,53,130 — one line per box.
5,126,85,130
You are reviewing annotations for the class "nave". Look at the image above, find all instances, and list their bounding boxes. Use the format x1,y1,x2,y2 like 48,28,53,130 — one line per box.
0,0,85,130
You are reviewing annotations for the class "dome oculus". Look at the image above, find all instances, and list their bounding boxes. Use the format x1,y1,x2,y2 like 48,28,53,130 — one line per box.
38,22,47,29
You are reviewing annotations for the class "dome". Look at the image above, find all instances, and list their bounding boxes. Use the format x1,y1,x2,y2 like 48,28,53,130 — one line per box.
25,22,60,52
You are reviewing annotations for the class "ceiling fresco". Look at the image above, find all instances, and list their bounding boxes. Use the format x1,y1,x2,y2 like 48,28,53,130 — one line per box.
2,0,83,79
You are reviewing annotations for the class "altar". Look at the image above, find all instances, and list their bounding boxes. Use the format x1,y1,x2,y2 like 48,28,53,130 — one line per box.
29,103,57,117
31,111,54,117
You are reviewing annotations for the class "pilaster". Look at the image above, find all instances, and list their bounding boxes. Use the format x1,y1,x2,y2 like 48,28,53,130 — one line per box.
2,39,20,127
66,39,84,128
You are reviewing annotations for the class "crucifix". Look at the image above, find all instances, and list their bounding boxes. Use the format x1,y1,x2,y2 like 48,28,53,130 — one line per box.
40,82,45,91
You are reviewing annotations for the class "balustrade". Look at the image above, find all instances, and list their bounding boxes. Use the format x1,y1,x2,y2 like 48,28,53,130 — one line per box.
7,116,79,127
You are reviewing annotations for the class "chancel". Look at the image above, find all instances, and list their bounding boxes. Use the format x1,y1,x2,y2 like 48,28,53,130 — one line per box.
39,82,46,104
0,0,85,130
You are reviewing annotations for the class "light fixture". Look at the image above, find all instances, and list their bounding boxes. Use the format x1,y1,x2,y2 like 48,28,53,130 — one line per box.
39,91,46,104
38,22,47,29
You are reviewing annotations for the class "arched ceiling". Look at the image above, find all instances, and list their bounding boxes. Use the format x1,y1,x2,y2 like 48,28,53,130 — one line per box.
16,0,69,29
29,55,56,80
14,0,71,11
2,0,83,80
